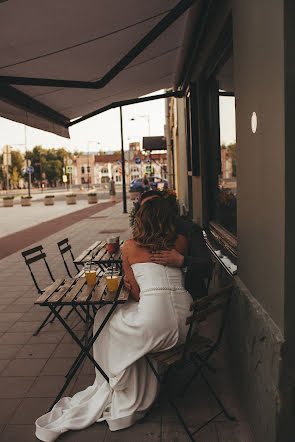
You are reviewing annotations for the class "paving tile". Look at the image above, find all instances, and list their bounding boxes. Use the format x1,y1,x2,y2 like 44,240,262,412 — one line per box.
0,297,18,305
1,358,47,377
0,359,9,374
51,343,80,358
104,421,161,441
7,321,42,332
0,424,38,442
0,312,24,322
28,331,65,344
0,377,35,398
80,358,95,375
2,304,32,313
0,398,22,426
0,305,7,311
14,297,35,305
69,374,96,396
26,375,69,398
58,422,108,441
8,397,53,425
15,343,57,359
216,421,255,442
0,332,32,345
0,322,15,333
0,344,23,359
16,311,49,322
40,357,77,376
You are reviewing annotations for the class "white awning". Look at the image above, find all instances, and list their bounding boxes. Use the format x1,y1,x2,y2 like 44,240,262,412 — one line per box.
0,0,192,137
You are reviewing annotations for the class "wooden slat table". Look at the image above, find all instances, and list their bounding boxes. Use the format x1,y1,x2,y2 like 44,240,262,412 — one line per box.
74,239,124,271
34,273,129,411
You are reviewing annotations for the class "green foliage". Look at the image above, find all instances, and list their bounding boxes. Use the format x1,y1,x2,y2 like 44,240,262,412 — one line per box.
227,143,236,177
25,146,71,185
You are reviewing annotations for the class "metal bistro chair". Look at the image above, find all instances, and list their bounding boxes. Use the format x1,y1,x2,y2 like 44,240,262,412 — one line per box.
57,238,101,323
145,285,235,441
57,238,80,278
21,245,58,336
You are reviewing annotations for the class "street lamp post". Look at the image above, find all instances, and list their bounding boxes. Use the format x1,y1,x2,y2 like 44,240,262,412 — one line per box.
120,107,127,214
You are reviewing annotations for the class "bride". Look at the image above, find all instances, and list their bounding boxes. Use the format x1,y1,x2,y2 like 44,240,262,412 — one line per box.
35,197,193,441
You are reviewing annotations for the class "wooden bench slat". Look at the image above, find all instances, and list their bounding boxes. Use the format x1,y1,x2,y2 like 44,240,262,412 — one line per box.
74,240,102,263
47,278,74,302
35,279,65,304
90,241,106,259
76,282,98,303
148,336,212,366
190,285,233,311
91,279,107,302
62,279,85,302
91,246,108,263
186,299,229,325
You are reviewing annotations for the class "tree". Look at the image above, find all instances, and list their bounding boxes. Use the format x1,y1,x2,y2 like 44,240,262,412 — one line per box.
43,159,63,186
26,146,72,186
227,143,236,177
0,148,24,188
11,167,20,188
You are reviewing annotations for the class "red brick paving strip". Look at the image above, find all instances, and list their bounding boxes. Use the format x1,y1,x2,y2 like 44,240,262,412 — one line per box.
0,201,117,260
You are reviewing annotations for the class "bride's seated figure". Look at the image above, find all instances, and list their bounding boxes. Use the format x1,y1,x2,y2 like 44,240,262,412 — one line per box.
35,197,193,442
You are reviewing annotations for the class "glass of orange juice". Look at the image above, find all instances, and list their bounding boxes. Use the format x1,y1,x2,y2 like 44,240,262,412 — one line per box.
105,267,119,294
84,262,97,286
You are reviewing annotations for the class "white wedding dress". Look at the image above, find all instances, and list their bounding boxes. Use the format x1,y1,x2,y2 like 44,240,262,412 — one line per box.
35,263,192,441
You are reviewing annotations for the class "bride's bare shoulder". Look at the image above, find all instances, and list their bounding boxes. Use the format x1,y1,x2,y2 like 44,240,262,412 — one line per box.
122,238,137,252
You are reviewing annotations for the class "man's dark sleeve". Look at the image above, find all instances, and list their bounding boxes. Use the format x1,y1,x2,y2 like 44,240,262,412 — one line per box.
183,224,213,278
183,224,214,298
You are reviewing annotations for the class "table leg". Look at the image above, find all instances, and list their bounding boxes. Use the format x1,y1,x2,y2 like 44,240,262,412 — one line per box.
47,301,119,411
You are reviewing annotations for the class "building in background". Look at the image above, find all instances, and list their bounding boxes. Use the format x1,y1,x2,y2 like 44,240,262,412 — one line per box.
72,147,167,186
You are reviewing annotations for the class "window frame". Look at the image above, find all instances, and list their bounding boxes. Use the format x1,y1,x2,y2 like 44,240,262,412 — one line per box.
202,15,237,262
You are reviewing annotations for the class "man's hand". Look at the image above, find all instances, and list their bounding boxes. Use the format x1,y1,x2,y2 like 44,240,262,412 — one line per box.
123,275,132,291
150,249,184,268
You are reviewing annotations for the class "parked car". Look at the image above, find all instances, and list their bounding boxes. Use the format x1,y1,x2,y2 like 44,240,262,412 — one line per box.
129,176,168,192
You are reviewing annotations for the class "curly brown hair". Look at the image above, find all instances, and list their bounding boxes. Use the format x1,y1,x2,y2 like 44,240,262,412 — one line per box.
133,197,177,250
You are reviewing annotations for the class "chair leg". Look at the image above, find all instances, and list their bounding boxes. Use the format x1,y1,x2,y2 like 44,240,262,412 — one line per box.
145,356,195,441
64,307,75,320
49,305,63,323
200,369,236,421
168,399,195,442
33,311,53,336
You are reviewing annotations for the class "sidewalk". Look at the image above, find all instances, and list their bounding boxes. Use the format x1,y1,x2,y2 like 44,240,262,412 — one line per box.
0,201,253,441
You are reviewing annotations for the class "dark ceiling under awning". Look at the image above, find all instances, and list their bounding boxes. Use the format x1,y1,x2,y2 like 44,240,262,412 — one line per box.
0,0,200,137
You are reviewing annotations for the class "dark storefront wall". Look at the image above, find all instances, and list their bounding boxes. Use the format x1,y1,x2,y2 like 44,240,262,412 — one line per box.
181,1,288,441
234,0,284,331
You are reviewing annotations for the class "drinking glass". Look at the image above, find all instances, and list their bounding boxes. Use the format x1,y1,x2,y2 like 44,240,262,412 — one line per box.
84,261,98,286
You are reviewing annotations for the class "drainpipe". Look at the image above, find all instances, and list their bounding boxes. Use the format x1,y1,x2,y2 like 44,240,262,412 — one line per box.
165,97,172,189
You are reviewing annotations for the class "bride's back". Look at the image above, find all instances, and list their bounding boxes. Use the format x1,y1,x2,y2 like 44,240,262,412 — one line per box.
125,196,187,266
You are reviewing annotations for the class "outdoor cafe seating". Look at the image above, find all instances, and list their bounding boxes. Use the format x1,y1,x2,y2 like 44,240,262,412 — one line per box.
21,237,234,440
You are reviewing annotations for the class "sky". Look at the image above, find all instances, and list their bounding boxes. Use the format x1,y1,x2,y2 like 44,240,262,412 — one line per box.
0,92,236,155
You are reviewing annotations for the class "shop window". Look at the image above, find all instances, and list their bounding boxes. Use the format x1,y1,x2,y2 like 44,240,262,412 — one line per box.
200,17,237,265
101,168,108,174
101,176,110,183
